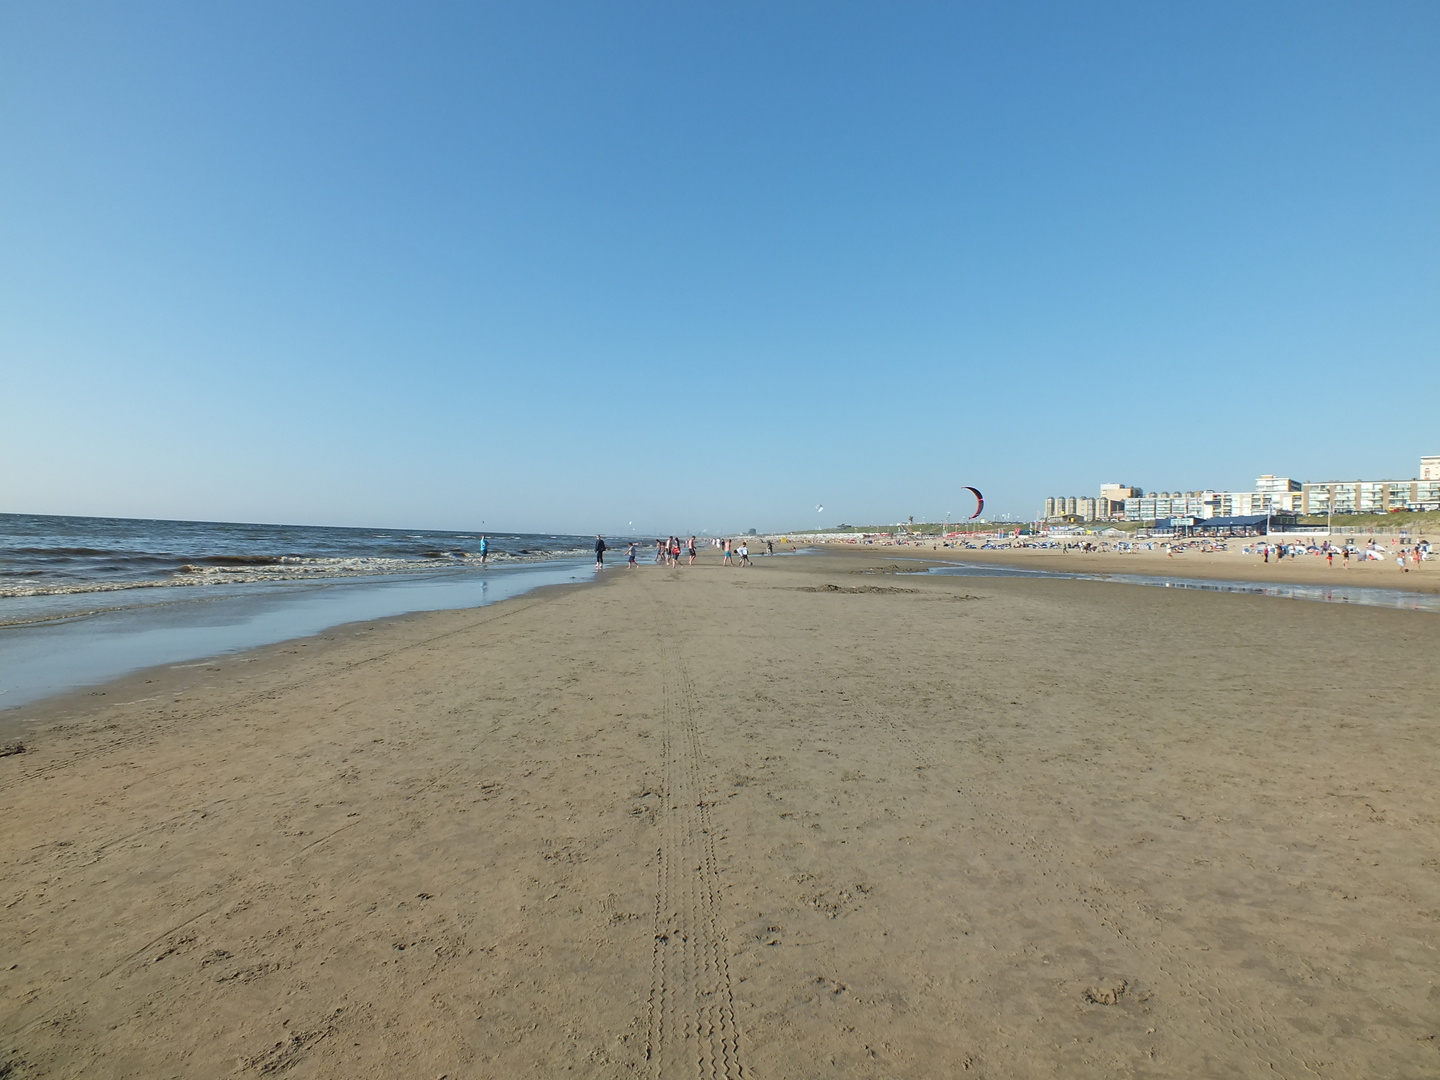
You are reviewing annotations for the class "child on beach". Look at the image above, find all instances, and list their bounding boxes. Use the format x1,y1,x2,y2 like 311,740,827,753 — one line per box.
627,542,637,569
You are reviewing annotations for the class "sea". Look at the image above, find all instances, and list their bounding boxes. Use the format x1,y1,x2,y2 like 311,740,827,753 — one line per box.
0,514,610,712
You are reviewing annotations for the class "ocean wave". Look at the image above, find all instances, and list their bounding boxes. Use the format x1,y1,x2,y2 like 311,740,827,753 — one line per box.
6,545,123,557
0,547,591,598
191,553,293,566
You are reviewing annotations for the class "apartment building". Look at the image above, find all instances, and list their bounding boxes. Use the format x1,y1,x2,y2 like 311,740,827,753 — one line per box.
1052,458,1440,526
1202,491,1264,518
1098,484,1141,519
1123,492,1213,522
1301,479,1440,514
1253,475,1303,512
1043,496,1098,521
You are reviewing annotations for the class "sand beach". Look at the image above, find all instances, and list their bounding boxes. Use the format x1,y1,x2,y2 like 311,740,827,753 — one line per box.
2,548,1438,1078
805,534,1440,594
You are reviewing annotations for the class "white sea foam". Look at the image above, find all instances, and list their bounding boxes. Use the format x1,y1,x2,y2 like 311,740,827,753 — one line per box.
0,547,591,599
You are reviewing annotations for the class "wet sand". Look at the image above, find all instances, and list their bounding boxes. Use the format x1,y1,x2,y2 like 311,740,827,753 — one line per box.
2,550,1439,1078
818,538,1440,593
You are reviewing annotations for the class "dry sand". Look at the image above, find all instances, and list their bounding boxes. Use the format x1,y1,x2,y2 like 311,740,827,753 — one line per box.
2,550,1439,1078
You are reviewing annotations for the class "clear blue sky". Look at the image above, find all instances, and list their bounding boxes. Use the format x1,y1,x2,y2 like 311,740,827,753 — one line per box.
3,2,1437,534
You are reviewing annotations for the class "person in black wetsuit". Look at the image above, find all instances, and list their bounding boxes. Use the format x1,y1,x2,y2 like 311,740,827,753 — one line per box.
594,534,607,570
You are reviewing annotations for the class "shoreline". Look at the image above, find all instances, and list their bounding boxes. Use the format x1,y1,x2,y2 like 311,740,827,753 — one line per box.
0,558,600,715
6,544,1436,725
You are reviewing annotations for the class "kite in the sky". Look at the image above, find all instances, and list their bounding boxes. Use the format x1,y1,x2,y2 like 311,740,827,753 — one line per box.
816,504,824,513
963,487,984,519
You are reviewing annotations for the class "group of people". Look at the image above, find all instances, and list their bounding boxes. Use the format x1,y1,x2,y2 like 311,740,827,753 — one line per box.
601,535,774,569
719,538,752,566
1256,537,1431,571
645,536,698,567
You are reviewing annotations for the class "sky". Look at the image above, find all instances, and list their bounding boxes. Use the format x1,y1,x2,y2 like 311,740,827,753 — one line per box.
2,2,1437,534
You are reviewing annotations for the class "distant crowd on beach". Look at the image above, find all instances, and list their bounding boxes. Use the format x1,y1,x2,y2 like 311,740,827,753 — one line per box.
600,536,782,570
1251,537,1431,572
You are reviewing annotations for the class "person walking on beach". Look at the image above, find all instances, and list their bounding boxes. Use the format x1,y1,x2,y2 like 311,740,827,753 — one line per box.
479,534,488,567
722,540,733,567
739,542,751,566
594,534,607,570
627,542,637,569
688,537,697,565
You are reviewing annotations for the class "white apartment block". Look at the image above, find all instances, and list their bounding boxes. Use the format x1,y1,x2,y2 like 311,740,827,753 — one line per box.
1201,491,1266,518
1123,492,1214,521
1301,456,1440,514
1058,459,1439,526
1301,479,1440,514
1253,475,1302,511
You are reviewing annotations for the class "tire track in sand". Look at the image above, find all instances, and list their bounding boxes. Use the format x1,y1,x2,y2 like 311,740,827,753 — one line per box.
644,623,742,1079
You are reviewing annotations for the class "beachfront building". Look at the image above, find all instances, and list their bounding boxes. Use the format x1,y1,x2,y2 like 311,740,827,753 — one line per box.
1203,491,1263,518
1098,484,1141,519
1115,477,1297,522
1195,478,1302,519
1253,475,1304,513
1075,458,1440,526
1042,496,1099,522
1122,491,1214,522
1301,478,1440,515
1183,514,1287,537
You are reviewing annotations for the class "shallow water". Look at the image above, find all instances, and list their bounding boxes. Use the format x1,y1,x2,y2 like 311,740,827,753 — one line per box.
0,512,598,602
926,563,1440,612
0,560,597,712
